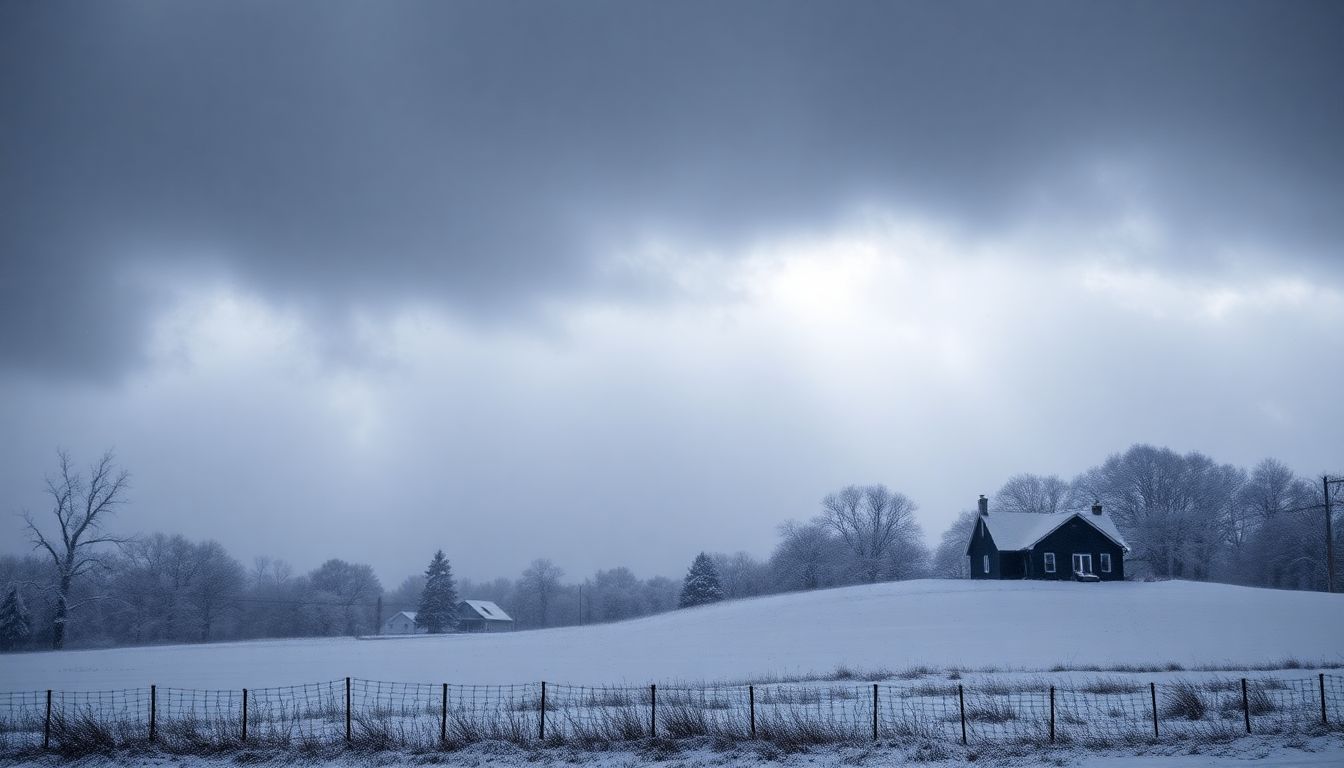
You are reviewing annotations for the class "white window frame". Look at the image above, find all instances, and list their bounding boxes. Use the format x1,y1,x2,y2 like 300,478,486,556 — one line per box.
1072,553,1093,574
982,555,990,574
1100,553,1111,573
1043,552,1056,574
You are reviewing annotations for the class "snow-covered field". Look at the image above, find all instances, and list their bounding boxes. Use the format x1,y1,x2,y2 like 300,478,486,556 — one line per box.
2,580,1340,691
3,734,1344,768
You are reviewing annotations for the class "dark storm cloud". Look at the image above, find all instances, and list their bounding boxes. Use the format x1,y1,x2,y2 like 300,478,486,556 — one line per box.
3,0,1342,378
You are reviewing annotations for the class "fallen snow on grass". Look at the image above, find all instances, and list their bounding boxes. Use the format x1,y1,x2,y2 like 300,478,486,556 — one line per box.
1,580,1341,691
1,734,1342,768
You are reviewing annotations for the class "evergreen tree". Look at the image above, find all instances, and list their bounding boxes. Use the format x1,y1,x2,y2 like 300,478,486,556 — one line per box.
678,552,724,608
416,550,459,633
0,586,31,652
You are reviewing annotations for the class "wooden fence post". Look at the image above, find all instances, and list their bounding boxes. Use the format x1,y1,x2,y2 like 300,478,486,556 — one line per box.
1049,686,1055,743
749,685,756,738
539,682,547,741
241,688,248,742
1241,678,1250,734
43,690,51,750
872,683,879,740
149,684,156,743
650,684,657,738
1321,673,1328,726
345,677,352,743
958,683,966,745
441,683,448,745
1150,682,1159,738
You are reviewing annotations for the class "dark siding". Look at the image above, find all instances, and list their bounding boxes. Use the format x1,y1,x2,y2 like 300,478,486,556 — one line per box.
1029,515,1126,581
999,550,1028,579
966,516,1000,579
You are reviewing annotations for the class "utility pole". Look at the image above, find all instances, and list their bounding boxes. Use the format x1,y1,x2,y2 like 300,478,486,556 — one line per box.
1325,476,1343,594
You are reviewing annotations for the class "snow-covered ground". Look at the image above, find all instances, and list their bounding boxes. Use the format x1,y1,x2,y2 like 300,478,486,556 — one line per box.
1,579,1341,691
3,734,1343,767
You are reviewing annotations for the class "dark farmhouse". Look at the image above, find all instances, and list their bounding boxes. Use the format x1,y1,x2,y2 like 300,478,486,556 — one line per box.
965,496,1129,580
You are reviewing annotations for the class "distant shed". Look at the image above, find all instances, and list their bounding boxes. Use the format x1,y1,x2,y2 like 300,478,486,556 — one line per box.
382,611,425,635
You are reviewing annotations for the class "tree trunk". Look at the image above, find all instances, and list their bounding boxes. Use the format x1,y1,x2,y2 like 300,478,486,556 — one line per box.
51,570,72,650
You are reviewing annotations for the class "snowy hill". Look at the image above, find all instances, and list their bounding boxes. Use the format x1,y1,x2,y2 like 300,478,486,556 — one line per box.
2,579,1341,690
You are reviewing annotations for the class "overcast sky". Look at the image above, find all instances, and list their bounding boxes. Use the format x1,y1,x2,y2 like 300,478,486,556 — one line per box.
2,1,1342,586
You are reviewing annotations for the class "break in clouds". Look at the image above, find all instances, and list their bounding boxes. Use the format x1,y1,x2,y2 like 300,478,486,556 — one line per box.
1,1,1342,582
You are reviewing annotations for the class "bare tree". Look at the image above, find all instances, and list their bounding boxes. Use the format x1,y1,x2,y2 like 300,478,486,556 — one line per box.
1230,460,1325,588
770,520,843,591
518,558,563,627
112,533,198,642
23,450,129,649
993,474,1078,515
187,541,244,642
818,484,922,583
309,559,382,636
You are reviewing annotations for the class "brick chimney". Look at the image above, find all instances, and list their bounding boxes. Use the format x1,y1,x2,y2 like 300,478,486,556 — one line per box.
978,494,988,516
1091,501,1103,516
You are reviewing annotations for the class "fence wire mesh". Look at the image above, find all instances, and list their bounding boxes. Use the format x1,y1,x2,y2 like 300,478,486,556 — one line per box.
245,680,345,745
2,673,1340,753
546,684,649,742
0,691,45,751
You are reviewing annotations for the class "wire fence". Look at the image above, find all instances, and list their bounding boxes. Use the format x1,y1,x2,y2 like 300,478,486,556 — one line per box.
2,673,1340,753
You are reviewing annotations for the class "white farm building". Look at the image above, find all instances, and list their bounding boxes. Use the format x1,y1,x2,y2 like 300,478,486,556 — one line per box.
381,611,425,635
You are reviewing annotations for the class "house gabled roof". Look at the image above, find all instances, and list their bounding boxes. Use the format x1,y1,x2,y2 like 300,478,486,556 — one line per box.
970,511,1130,553
459,600,513,622
387,611,417,623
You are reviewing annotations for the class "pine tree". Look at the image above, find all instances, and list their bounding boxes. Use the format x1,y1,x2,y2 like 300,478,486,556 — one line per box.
416,550,459,633
0,586,31,652
678,552,724,608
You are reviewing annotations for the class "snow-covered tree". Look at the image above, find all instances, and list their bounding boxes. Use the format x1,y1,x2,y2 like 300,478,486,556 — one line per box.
710,552,772,599
770,521,844,591
1074,444,1245,580
930,510,979,578
517,559,564,627
416,550,458,633
309,559,383,636
0,585,32,651
993,474,1079,515
679,552,723,607
818,484,924,583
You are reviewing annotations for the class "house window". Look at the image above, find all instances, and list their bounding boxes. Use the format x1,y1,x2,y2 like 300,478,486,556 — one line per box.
1044,552,1056,573
1100,553,1111,573
982,555,990,574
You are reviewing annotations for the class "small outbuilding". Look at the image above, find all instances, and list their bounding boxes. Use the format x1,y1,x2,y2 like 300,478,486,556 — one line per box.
382,610,425,635
966,496,1129,581
456,600,514,632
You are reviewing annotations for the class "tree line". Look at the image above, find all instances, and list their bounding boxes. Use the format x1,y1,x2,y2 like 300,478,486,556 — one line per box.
2,444,1338,652
930,445,1340,591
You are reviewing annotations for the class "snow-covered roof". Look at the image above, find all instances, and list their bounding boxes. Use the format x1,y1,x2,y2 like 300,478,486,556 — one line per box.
386,611,417,623
459,600,513,622
974,511,1130,552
